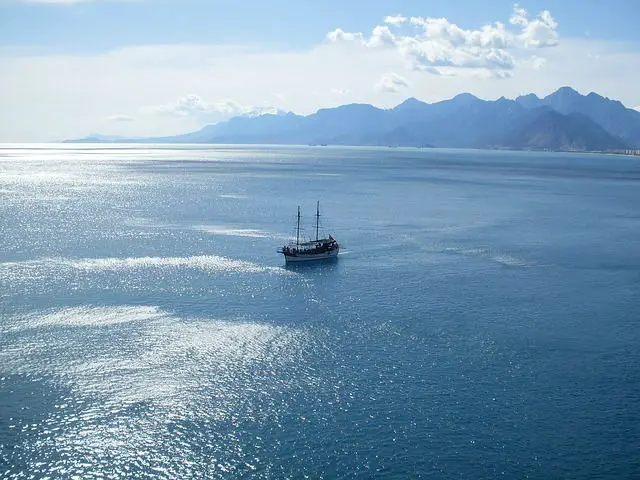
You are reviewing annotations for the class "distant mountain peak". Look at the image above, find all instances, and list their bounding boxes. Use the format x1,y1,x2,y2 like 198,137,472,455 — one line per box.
393,97,428,111
452,92,479,101
444,92,481,109
399,97,426,106
515,93,541,109
547,86,582,99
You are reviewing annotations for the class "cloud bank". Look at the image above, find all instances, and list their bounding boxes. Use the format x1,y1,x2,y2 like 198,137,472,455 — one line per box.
141,94,283,118
326,4,559,77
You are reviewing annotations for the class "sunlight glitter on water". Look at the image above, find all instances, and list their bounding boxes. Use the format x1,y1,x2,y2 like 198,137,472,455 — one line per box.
69,255,285,274
0,255,294,278
1,305,310,478
5,305,166,332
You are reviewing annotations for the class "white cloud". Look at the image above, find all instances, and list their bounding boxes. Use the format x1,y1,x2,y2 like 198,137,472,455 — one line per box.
384,15,407,27
141,95,282,118
375,72,409,93
325,29,365,44
527,55,548,69
107,114,136,122
142,94,215,117
510,4,559,48
368,25,397,48
245,106,289,117
327,5,559,77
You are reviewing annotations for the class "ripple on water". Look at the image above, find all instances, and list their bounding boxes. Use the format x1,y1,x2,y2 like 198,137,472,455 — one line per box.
1,305,310,478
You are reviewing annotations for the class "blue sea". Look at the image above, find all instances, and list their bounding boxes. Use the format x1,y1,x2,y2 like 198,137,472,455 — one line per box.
1,144,639,479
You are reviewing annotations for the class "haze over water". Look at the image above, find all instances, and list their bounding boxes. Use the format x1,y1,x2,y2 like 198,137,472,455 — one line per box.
1,144,639,479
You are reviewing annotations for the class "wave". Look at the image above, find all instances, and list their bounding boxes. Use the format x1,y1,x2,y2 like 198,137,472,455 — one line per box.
218,194,248,199
68,255,286,274
1,254,291,275
0,255,295,289
195,225,274,238
441,246,529,267
5,305,167,332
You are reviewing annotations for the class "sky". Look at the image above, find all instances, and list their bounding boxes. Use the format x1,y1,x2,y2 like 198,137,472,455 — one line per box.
1,0,639,141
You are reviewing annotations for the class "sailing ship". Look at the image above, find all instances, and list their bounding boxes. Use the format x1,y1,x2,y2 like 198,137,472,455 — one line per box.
278,201,339,263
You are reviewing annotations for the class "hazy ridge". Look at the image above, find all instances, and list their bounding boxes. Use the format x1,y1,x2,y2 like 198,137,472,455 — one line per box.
66,87,640,152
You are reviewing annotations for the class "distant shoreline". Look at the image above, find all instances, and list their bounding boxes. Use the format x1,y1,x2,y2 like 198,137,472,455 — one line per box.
587,149,640,157
4,142,639,158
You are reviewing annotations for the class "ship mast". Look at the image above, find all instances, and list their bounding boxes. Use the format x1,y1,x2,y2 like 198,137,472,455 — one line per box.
296,205,300,247
316,201,320,241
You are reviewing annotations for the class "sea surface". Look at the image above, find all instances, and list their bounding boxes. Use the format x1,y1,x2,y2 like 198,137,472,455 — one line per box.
1,144,639,479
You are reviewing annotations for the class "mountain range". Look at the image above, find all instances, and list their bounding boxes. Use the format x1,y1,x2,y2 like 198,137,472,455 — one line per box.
67,87,640,151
